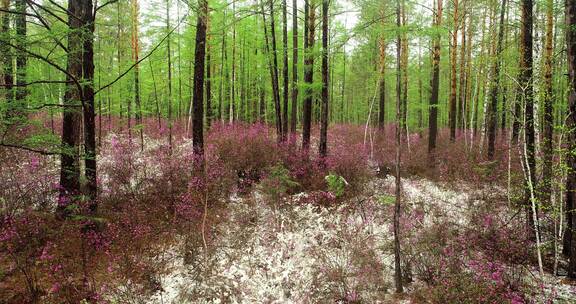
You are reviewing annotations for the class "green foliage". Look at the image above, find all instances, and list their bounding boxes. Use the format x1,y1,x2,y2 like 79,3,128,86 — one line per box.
325,173,347,198
261,164,299,202
377,194,395,206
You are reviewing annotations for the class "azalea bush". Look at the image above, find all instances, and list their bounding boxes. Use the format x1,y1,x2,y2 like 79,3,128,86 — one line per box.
0,122,545,303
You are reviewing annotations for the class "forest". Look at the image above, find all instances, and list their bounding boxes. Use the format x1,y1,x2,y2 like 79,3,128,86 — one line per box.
1,0,576,302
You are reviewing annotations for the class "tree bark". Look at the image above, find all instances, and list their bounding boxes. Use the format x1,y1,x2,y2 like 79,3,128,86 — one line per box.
378,37,387,130
428,0,442,157
1,0,13,109
58,0,97,217
206,19,213,128
192,0,208,158
457,12,467,132
448,0,459,142
394,0,404,293
260,0,282,142
520,0,537,238
302,0,315,150
14,0,26,106
487,0,507,159
290,0,298,134
319,0,328,157
131,0,143,150
282,0,289,140
400,1,408,135
564,0,576,278
166,0,173,147
540,0,554,204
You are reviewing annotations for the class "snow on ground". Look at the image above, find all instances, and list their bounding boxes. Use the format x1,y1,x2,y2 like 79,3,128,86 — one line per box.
146,188,394,303
138,176,574,303
141,176,476,303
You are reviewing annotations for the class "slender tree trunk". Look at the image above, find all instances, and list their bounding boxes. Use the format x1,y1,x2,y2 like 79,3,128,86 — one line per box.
269,0,282,141
149,58,161,129
342,47,346,123
464,14,473,135
302,0,315,150
192,0,208,157
131,0,143,150
564,0,576,278
520,0,537,237
400,1,408,135
260,0,282,141
206,19,213,128
457,13,467,132
14,0,26,107
418,46,423,135
378,38,387,130
428,0,442,157
282,0,289,140
117,1,124,129
219,24,226,122
240,35,246,121
290,0,298,134
177,0,183,119
319,0,329,157
231,1,236,123
470,12,483,141
394,0,404,293
540,0,554,204
1,0,13,111
487,0,507,159
166,0,173,148
448,0,459,142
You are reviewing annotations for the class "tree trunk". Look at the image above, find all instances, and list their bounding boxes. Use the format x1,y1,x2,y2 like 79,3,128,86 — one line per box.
231,1,236,123
378,38,387,130
81,0,97,211
260,0,282,141
302,0,315,150
289,0,299,135
319,0,328,157
400,1,408,135
540,0,554,204
58,0,97,217
219,23,226,122
282,0,289,140
448,0,459,142
464,14,473,135
166,0,173,147
520,0,537,238
394,0,404,293
1,0,13,109
14,0,26,107
269,0,282,141
564,0,576,278
206,19,213,128
149,58,161,129
418,46,423,135
192,0,208,158
457,13,467,132
487,0,507,160
290,0,298,134
428,0,442,157
131,0,143,150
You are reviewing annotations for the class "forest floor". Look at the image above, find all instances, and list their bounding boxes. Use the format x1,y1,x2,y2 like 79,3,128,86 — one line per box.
3,124,576,303
143,174,576,303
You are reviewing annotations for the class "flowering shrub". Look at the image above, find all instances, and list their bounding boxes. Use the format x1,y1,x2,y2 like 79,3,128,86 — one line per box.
404,189,536,303
0,121,559,303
